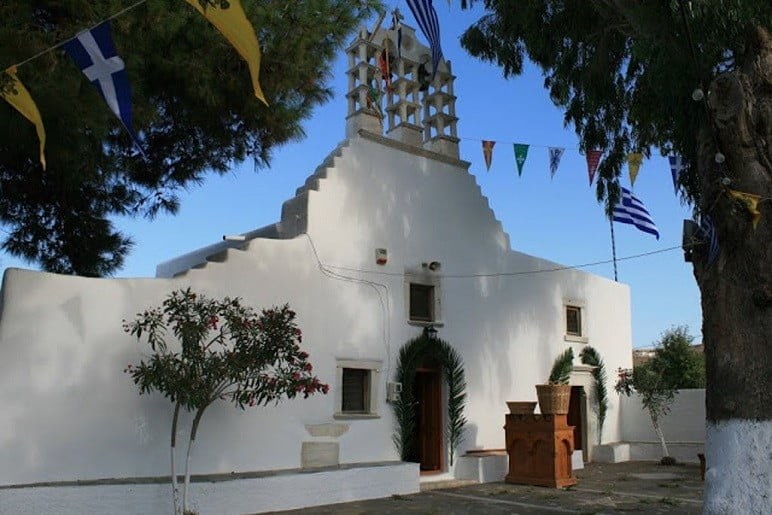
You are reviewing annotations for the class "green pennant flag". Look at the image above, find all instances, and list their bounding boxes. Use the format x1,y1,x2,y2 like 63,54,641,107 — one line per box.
513,143,529,176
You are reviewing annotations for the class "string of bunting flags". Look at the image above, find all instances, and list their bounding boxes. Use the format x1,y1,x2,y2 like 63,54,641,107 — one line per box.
3,0,768,256
1,0,266,167
476,138,642,186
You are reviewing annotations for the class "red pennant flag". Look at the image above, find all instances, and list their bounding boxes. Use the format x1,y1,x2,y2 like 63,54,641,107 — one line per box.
586,150,603,185
482,140,495,171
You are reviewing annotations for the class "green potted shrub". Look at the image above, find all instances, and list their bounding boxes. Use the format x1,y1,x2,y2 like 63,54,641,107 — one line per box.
536,348,574,414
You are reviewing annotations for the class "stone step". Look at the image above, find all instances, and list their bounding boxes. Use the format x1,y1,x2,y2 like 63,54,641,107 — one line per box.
420,479,478,492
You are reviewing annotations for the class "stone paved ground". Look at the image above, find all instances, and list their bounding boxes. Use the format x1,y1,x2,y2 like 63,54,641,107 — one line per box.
268,461,703,514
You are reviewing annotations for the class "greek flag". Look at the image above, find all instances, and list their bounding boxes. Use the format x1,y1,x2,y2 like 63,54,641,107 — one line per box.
64,21,137,140
613,187,659,239
699,215,719,266
406,0,443,78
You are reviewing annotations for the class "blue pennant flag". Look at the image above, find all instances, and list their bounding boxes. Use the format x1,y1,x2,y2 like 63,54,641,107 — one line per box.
64,21,138,142
548,147,565,179
613,187,660,239
406,0,444,78
699,215,719,266
668,155,688,195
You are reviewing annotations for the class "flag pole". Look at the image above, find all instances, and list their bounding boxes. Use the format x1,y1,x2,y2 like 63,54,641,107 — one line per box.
609,216,618,281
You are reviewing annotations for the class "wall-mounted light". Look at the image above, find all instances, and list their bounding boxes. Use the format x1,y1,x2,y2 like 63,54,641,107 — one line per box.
423,325,438,339
422,261,441,271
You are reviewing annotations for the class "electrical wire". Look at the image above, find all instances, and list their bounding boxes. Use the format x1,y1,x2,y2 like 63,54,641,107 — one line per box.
301,233,393,382
5,0,148,71
321,244,685,279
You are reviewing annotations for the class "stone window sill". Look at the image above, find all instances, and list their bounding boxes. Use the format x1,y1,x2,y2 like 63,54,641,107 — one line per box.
564,335,589,344
333,413,380,420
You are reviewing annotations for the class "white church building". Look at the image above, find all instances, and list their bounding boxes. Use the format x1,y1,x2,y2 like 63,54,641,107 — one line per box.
0,24,633,514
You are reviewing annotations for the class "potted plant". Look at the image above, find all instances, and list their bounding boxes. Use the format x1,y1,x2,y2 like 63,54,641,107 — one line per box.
535,348,574,414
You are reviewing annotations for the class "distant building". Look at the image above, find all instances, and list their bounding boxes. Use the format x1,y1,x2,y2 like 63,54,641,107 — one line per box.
633,343,703,367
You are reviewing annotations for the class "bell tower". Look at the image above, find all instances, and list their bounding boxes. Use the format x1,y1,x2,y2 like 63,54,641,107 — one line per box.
345,10,460,159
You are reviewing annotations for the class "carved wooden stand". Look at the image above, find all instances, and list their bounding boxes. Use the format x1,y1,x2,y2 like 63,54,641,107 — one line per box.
504,413,577,488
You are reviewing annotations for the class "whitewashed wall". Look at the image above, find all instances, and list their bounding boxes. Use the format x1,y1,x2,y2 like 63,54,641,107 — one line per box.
0,132,633,510
620,389,705,462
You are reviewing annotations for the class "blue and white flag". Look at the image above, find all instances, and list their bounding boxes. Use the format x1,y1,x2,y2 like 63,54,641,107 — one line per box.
548,147,564,179
406,0,443,78
613,187,660,239
668,155,687,195
64,21,137,141
699,215,719,266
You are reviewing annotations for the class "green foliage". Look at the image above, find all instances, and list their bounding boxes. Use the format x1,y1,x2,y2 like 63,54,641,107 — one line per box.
444,344,467,464
124,288,327,514
580,346,608,443
548,347,574,385
652,326,705,389
0,0,380,275
460,0,772,210
616,362,677,422
392,333,467,465
124,288,328,411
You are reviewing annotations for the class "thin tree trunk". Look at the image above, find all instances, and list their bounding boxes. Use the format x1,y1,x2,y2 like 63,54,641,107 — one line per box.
649,411,669,458
694,26,772,514
182,406,207,514
170,403,181,515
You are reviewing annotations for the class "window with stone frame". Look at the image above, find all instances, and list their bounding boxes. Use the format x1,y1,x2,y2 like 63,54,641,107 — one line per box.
334,359,381,419
409,283,435,322
341,368,370,413
566,305,582,337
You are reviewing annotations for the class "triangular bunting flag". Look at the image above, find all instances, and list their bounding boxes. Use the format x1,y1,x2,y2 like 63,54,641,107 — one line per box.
513,143,529,176
628,153,643,186
482,140,495,171
1,68,46,169
548,147,564,179
727,189,762,229
64,21,139,145
668,155,687,195
184,0,268,105
586,149,603,185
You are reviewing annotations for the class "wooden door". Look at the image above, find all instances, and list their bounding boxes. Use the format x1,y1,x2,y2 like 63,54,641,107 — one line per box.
567,386,585,451
414,369,442,471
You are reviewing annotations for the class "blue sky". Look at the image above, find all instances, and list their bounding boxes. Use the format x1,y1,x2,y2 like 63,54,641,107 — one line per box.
0,3,702,348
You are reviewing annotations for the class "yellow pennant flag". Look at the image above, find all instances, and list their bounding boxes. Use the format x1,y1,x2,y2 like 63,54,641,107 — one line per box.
627,153,643,186
1,68,46,169
728,188,762,229
185,0,268,105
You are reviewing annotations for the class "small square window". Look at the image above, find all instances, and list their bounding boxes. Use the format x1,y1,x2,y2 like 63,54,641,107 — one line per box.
335,359,381,419
409,283,434,322
341,368,370,413
566,306,582,336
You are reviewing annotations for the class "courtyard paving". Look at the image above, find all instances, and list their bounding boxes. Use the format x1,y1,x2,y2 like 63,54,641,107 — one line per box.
269,461,704,514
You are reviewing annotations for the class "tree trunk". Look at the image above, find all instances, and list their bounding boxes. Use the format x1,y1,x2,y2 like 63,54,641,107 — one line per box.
182,407,207,515
649,411,669,459
694,26,772,514
170,403,181,515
